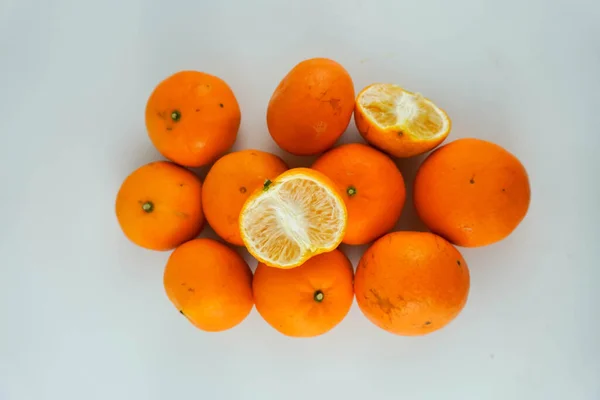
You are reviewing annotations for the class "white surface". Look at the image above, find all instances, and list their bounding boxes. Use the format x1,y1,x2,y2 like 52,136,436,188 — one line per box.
1,0,599,399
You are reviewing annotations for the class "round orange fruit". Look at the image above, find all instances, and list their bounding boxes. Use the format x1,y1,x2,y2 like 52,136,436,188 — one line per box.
115,161,204,251
163,239,253,332
253,249,354,337
355,232,470,336
145,71,241,167
267,58,355,155
202,149,288,246
354,83,451,158
414,138,531,247
312,143,406,245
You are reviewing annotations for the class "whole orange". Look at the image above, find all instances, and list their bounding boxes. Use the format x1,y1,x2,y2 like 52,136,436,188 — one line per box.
115,161,204,251
355,232,470,336
202,149,288,246
267,58,355,155
163,239,253,332
253,249,354,337
312,143,406,245
414,138,531,247
145,71,241,167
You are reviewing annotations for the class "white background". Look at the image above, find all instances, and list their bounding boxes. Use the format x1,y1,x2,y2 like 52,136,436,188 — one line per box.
1,0,599,399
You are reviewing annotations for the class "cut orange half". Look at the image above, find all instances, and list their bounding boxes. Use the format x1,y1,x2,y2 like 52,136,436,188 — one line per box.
239,168,347,269
354,83,451,158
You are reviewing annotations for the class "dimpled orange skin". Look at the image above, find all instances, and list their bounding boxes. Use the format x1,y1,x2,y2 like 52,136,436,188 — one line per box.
355,232,470,336
354,84,451,158
115,161,204,251
414,138,531,247
267,58,355,155
163,239,253,332
312,143,406,245
145,71,241,167
202,149,288,246
253,249,354,337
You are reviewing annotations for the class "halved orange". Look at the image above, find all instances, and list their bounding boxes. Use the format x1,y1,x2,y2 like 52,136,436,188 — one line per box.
239,168,347,269
354,83,451,158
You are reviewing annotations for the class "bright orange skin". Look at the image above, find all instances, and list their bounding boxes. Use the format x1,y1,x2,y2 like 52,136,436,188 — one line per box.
202,149,288,246
163,239,253,332
267,58,355,155
115,162,204,251
414,138,531,247
312,143,406,245
253,250,354,337
145,71,241,167
355,232,470,336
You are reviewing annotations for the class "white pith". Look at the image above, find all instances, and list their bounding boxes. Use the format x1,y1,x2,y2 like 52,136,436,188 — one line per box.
359,83,449,139
240,174,346,268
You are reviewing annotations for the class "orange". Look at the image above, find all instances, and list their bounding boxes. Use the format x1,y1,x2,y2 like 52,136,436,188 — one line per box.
414,138,531,247
202,149,288,246
354,83,451,158
239,168,347,269
145,71,241,167
312,143,406,245
253,249,354,337
163,239,253,332
267,58,355,155
355,232,470,336
115,161,204,251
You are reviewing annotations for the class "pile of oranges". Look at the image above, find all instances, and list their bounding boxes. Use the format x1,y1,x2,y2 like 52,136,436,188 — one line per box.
116,58,530,337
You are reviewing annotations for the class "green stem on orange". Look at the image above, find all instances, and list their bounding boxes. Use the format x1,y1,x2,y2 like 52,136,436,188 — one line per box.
263,179,272,191
314,290,324,302
142,201,154,213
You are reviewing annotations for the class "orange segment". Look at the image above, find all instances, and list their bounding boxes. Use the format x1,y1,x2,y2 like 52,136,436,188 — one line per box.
354,83,451,158
239,168,347,269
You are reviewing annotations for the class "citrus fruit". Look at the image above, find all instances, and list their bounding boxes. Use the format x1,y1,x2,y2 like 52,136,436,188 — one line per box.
163,239,253,332
202,150,288,246
355,231,470,336
115,161,204,251
253,249,354,337
267,58,355,155
414,138,531,247
239,168,347,269
312,143,406,245
354,83,450,158
145,71,241,167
